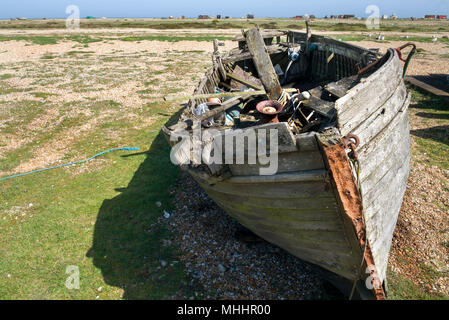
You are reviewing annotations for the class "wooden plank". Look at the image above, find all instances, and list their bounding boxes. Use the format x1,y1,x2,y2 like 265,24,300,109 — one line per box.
302,95,336,118
361,132,410,199
405,75,449,104
352,82,409,149
203,179,332,199
336,49,403,136
295,132,319,151
358,108,409,183
229,150,325,176
322,142,385,299
363,158,409,282
226,72,263,91
217,202,344,233
228,169,326,183
324,75,359,99
221,44,285,64
244,28,282,100
204,186,337,211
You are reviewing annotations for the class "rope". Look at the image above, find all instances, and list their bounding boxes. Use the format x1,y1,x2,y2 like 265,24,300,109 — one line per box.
0,147,139,183
348,158,368,300
277,89,290,107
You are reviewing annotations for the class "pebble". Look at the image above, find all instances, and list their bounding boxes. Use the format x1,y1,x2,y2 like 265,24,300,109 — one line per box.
218,264,226,273
163,210,170,219
160,260,168,267
162,172,327,300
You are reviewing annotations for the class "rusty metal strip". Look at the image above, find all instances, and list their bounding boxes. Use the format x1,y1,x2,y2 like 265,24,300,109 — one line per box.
322,141,386,300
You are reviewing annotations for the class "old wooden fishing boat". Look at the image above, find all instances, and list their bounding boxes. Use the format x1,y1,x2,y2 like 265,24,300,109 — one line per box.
162,28,415,299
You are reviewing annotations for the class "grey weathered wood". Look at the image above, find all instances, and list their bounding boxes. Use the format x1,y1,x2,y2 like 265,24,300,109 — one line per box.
229,150,324,176
324,75,359,98
226,72,263,91
228,169,326,183
352,83,409,150
336,49,403,136
222,44,285,64
302,96,336,118
405,75,449,104
295,132,319,151
244,28,282,100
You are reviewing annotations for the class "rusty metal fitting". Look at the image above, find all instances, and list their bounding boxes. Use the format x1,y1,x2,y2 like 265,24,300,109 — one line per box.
341,134,360,159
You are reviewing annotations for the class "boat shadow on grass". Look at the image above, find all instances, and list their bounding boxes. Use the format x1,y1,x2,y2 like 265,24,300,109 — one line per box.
411,125,449,146
86,109,191,299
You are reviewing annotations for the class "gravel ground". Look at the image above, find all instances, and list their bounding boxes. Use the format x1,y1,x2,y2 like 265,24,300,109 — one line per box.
163,172,329,300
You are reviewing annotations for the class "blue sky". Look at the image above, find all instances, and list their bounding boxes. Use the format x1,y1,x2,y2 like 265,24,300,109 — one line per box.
1,0,448,19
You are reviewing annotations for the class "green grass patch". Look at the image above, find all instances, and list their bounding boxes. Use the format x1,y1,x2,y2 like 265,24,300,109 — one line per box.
387,269,449,300
0,74,14,80
0,103,199,299
0,35,60,45
30,92,57,99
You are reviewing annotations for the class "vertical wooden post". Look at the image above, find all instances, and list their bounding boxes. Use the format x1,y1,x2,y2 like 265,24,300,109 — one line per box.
244,27,282,100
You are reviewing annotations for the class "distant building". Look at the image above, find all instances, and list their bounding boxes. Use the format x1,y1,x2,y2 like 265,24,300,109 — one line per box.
225,16,230,19
295,16,303,19
437,15,447,19
382,14,389,19
341,14,355,19
309,14,316,19
330,15,337,19
425,15,436,19
198,15,210,19
217,15,221,19
247,14,254,19
390,14,398,19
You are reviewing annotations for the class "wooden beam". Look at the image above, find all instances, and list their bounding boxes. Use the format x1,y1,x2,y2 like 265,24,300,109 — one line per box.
164,90,266,102
405,76,449,104
226,72,264,91
244,27,282,100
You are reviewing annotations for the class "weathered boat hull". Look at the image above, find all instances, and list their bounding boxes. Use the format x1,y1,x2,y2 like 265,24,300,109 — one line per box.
164,32,411,298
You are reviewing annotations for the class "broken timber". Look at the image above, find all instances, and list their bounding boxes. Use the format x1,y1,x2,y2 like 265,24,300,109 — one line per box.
244,28,282,100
